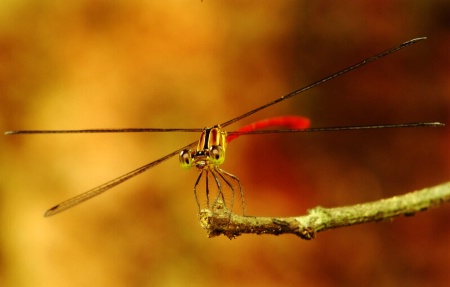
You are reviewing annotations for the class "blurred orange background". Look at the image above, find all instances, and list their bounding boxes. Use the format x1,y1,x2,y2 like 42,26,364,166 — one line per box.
1,1,449,286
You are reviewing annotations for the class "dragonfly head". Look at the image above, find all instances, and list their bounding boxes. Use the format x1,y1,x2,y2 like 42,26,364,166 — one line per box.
179,126,227,170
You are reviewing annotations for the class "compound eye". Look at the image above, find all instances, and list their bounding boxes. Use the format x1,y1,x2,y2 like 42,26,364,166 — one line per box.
179,149,194,169
209,145,225,166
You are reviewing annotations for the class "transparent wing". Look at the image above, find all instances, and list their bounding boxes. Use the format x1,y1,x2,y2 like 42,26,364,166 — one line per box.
226,122,445,137
220,37,426,128
44,141,197,216
5,128,204,135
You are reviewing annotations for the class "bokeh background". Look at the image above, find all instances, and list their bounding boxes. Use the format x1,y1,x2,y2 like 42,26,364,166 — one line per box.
1,1,449,286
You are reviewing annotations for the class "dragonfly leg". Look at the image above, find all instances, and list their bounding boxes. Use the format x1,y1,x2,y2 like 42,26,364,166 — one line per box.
209,169,225,213
193,170,204,213
215,168,235,215
205,170,210,209
219,169,245,216
210,168,233,223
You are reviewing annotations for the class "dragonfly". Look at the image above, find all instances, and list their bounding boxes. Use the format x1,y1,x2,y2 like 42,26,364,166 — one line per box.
5,37,444,217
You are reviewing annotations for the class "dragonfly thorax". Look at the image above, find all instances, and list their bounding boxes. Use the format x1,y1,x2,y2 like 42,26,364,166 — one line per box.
179,126,227,170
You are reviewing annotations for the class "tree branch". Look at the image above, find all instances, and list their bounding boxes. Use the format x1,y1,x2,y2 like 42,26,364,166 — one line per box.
198,181,450,239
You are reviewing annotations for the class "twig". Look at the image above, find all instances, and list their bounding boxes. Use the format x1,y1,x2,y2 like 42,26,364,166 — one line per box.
198,181,450,239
